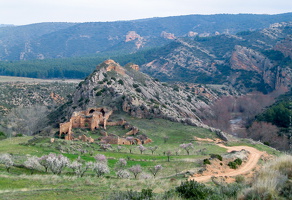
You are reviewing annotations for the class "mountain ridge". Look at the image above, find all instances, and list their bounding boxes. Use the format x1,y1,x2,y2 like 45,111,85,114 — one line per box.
1,13,291,60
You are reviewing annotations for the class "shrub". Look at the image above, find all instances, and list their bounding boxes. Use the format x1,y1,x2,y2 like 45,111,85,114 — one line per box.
210,154,223,161
135,88,142,93
175,180,212,199
107,189,153,200
234,158,242,166
203,159,211,165
133,83,139,88
118,79,124,85
228,161,237,169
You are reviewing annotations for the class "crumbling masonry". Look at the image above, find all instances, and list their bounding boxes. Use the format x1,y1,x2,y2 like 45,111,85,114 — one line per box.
59,107,113,140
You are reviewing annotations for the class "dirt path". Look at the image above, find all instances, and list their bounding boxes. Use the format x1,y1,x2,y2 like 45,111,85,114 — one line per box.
189,143,264,182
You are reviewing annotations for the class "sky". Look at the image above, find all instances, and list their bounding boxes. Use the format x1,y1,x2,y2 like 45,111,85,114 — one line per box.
1,0,291,25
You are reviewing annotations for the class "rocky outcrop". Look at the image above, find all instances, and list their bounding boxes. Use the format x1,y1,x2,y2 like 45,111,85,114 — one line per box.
161,31,176,40
125,31,145,49
230,45,274,73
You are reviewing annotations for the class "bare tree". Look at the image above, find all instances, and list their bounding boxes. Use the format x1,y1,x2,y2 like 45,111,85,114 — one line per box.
138,144,147,154
2,105,49,136
166,150,172,162
129,165,142,179
163,136,169,143
148,146,158,155
179,143,194,155
149,165,163,178
117,145,122,152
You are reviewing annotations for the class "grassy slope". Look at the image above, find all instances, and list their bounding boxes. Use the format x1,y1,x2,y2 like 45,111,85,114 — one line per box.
0,117,281,199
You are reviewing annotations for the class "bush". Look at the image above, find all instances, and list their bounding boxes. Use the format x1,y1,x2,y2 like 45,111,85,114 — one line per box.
175,180,212,199
133,83,139,88
203,159,211,165
135,88,142,93
107,189,153,200
210,154,223,161
234,158,242,166
118,79,124,85
228,161,237,169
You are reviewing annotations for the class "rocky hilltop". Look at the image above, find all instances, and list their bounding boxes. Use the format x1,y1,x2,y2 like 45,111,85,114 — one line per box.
52,60,230,139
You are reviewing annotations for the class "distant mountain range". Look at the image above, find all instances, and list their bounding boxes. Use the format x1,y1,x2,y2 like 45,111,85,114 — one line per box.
0,13,291,60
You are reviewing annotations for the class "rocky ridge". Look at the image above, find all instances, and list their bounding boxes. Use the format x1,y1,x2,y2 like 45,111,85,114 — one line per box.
56,60,231,140
141,22,292,93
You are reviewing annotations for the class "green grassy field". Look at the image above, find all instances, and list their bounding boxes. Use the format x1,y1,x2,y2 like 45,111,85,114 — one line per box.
0,117,282,199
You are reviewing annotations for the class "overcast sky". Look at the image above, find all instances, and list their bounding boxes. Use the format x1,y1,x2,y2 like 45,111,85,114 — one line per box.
1,0,291,25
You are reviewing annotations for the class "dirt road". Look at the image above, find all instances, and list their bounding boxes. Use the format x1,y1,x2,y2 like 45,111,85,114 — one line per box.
189,143,264,182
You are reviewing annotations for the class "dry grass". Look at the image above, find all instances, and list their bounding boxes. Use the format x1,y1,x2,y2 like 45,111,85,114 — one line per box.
239,154,292,199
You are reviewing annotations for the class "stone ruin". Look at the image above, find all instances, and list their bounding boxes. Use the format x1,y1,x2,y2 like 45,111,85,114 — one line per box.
59,107,152,145
59,107,113,140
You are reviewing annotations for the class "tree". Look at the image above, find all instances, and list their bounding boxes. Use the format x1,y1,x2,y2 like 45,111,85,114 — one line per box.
166,150,172,162
163,136,169,143
114,158,127,171
46,153,69,175
116,169,130,179
180,143,194,155
127,145,134,154
0,153,13,172
148,165,163,178
148,146,158,155
138,144,147,154
117,145,122,152
68,160,93,177
3,105,49,136
94,154,107,163
100,144,112,151
24,156,42,175
92,162,110,177
129,165,142,179
38,155,50,172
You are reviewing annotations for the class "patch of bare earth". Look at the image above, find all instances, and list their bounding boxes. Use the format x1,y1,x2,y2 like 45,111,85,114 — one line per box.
189,138,273,183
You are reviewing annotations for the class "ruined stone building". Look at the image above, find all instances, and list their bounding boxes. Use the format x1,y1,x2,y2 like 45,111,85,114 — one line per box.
59,107,152,145
59,107,113,140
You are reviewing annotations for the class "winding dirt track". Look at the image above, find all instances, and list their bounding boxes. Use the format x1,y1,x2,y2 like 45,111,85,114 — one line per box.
189,143,264,182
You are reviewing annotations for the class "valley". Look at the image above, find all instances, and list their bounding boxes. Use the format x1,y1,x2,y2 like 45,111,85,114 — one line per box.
0,13,291,200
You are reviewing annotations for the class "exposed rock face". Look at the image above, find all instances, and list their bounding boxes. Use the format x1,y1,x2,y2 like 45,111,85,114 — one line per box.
230,45,274,73
125,31,145,49
161,31,176,40
125,31,142,42
188,31,198,37
141,23,292,93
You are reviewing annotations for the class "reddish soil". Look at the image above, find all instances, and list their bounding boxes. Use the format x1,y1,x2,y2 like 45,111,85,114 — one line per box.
189,140,265,182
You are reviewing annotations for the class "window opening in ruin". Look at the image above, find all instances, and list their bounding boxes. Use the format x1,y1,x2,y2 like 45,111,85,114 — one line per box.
89,109,95,114
100,109,105,116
